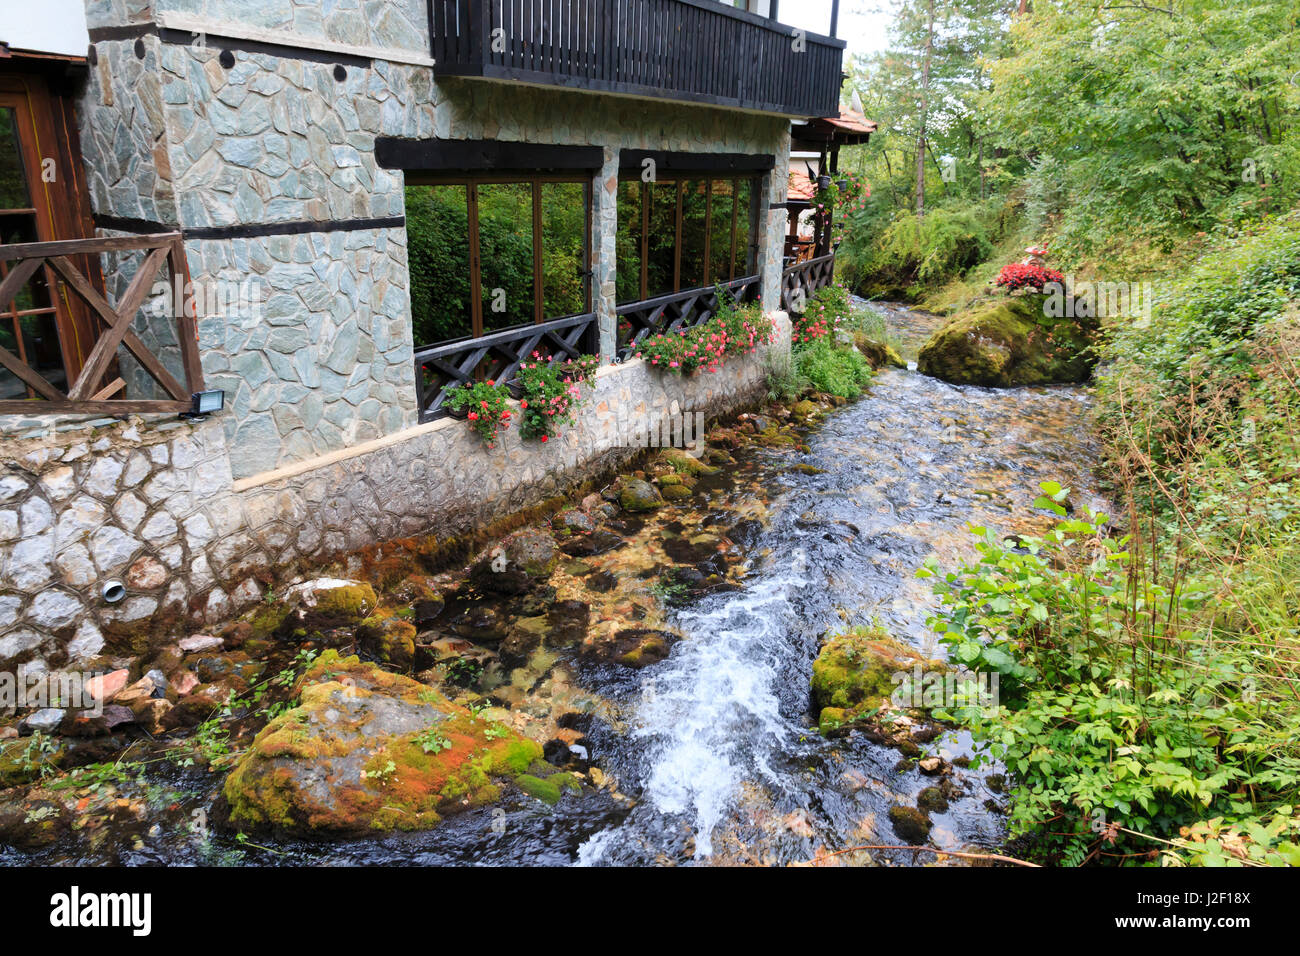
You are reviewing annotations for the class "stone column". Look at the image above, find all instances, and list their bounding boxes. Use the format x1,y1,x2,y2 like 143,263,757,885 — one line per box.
758,138,792,312
593,147,620,364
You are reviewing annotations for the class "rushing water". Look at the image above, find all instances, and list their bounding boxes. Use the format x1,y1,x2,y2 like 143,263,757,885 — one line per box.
1,301,1104,867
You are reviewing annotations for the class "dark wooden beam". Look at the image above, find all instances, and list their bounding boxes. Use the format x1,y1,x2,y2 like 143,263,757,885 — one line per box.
375,138,603,173
618,150,775,174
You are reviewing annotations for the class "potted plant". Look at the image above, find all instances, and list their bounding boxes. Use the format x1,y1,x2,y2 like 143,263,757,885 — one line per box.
443,378,514,447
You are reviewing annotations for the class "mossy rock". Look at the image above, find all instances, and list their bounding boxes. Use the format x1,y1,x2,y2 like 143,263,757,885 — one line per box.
917,786,949,813
657,447,719,477
0,737,65,788
280,580,378,634
790,399,822,421
222,651,543,836
618,478,664,513
516,771,582,806
660,483,693,502
853,333,906,370
469,529,558,595
811,626,944,731
888,805,933,845
357,615,418,669
916,294,1096,387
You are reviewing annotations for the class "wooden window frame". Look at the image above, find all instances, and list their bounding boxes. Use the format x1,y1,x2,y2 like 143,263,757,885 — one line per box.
619,171,762,304
0,67,101,399
406,172,593,340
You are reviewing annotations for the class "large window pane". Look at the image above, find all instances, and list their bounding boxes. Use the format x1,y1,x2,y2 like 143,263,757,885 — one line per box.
735,178,755,277
709,179,736,285
679,179,707,291
541,182,587,319
646,182,677,298
616,181,642,304
0,107,30,211
476,182,534,332
406,184,473,345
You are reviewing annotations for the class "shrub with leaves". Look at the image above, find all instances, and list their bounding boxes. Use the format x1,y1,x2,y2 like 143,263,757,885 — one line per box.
921,482,1300,866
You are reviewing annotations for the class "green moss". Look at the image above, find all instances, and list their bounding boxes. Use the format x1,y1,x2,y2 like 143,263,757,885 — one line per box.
888,804,933,844
658,447,720,477
224,653,544,835
811,625,943,732
917,294,1095,387
516,771,581,806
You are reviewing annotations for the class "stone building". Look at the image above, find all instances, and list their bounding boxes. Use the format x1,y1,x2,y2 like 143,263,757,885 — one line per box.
0,1,846,667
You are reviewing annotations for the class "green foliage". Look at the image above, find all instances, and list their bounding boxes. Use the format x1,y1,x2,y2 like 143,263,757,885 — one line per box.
839,202,1005,298
922,491,1300,866
795,338,875,399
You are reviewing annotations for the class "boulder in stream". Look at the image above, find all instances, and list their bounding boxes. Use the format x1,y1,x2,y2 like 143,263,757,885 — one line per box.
223,651,553,836
917,294,1096,387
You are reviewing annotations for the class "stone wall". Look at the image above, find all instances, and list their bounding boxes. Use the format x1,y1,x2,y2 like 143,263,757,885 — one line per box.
0,317,788,673
60,0,792,480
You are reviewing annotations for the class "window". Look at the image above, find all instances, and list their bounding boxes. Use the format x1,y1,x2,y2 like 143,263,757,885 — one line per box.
615,172,760,304
404,176,591,346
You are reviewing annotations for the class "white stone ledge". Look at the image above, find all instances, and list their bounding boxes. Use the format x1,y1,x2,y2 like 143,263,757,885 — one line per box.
155,12,437,68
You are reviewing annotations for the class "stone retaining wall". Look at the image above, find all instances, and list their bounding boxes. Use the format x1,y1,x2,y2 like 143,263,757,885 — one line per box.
0,316,788,673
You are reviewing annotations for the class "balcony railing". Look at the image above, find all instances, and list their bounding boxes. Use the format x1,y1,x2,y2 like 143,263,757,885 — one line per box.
413,311,600,422
0,234,204,416
616,272,759,359
781,251,835,314
431,0,846,118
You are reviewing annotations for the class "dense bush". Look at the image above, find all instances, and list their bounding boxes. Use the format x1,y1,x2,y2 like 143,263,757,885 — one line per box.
794,337,875,399
838,203,1005,299
923,491,1300,867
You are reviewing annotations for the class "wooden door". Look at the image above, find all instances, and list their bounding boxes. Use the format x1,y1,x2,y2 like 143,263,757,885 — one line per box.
0,71,100,402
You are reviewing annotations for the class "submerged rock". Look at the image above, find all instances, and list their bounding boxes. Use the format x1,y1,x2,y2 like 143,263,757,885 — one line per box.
222,651,547,836
280,579,378,634
917,294,1095,387
888,805,933,844
618,478,664,513
853,333,907,370
581,628,676,669
469,529,558,595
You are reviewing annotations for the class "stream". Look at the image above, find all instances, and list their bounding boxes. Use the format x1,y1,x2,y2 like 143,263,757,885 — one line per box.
1,301,1104,867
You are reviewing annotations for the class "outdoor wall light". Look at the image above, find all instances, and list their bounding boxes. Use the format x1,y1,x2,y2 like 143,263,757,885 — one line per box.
102,581,126,604
185,389,225,419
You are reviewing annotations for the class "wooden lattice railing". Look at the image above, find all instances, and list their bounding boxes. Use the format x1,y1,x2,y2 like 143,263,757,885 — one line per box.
413,311,600,423
616,273,760,360
781,252,835,314
0,233,202,415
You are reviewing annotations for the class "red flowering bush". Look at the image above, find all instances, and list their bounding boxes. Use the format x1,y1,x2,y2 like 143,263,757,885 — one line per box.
792,283,852,345
444,379,513,447
995,263,1064,293
515,351,598,442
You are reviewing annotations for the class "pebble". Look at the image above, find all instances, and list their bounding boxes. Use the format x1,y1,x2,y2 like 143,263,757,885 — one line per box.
177,635,223,653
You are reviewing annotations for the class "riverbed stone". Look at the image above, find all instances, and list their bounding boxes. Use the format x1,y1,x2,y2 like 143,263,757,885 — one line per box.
222,651,546,835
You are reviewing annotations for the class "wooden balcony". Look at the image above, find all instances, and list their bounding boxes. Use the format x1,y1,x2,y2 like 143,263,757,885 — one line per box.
431,0,846,118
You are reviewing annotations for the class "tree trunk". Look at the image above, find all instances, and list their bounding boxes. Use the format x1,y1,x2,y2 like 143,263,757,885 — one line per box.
914,0,935,219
